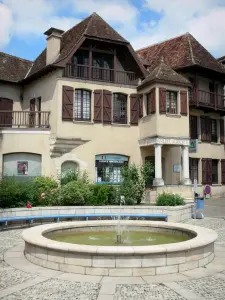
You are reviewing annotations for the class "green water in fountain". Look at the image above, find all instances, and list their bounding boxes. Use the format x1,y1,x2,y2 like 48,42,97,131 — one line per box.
49,230,189,246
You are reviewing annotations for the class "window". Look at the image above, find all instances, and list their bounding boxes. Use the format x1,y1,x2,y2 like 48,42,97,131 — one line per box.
92,53,113,81
189,158,198,183
166,91,177,114
95,154,128,184
74,90,91,121
72,50,89,78
190,116,198,139
61,161,78,174
211,119,218,143
72,50,89,65
113,93,127,124
212,159,218,184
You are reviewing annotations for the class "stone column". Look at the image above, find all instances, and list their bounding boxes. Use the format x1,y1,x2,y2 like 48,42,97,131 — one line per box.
153,144,164,186
182,146,192,185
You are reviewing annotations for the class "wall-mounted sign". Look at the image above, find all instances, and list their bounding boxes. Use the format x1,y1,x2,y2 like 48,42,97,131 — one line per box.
173,164,181,173
17,161,28,175
189,139,198,153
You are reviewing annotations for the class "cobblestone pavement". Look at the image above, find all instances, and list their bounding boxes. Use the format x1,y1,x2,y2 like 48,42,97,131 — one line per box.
1,217,225,300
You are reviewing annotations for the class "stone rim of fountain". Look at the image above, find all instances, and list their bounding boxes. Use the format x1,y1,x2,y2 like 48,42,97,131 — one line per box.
22,220,218,276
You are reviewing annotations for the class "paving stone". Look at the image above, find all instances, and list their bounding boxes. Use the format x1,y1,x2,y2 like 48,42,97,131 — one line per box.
113,284,186,300
0,278,100,300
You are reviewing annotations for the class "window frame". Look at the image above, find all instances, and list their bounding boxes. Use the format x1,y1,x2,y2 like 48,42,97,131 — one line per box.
166,90,178,114
212,159,218,184
113,93,128,124
74,89,91,121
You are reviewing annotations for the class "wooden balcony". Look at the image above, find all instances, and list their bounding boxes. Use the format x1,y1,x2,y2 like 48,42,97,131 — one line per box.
0,111,50,129
64,64,139,86
190,88,225,112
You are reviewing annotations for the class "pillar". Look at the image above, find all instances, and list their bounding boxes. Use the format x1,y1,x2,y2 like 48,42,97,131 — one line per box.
182,145,192,185
153,144,164,186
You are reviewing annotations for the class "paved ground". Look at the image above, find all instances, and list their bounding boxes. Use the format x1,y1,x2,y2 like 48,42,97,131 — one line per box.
1,201,225,300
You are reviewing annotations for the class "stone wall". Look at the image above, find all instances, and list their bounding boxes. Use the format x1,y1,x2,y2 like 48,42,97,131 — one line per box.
0,204,193,223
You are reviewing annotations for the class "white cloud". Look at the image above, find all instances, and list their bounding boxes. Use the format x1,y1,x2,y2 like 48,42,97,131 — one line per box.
136,0,225,57
0,3,13,47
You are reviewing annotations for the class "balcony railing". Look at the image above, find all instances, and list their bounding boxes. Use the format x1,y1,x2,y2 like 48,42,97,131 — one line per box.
64,64,138,85
0,111,50,128
190,88,225,110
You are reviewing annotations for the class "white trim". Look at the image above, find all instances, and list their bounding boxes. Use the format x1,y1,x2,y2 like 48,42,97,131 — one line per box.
0,130,50,135
139,136,190,147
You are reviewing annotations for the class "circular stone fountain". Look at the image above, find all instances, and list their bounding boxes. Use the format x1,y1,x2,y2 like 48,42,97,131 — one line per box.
22,220,217,276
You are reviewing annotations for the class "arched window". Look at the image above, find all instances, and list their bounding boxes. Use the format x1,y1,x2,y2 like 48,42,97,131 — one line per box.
74,89,91,121
61,161,79,173
113,93,127,124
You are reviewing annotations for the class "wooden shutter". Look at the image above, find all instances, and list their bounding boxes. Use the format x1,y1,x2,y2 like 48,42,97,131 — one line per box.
190,116,198,139
180,90,188,115
62,86,74,120
202,159,208,184
150,88,156,114
220,119,224,144
221,159,225,184
139,94,143,118
207,159,212,184
94,90,102,122
103,90,112,123
159,88,166,114
0,98,13,127
130,93,139,125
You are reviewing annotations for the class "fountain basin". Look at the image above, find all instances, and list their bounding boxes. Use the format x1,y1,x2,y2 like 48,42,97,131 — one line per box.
22,220,217,276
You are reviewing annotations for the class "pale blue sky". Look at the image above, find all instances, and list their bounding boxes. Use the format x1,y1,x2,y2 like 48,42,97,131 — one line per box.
0,0,225,61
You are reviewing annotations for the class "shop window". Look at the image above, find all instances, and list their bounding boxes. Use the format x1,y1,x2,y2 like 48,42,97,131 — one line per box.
113,93,127,124
74,89,91,121
212,159,218,184
95,154,128,184
166,91,177,114
3,153,41,180
189,158,198,183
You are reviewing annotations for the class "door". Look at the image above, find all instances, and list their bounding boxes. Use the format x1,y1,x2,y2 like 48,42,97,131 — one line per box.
0,98,13,127
29,99,36,127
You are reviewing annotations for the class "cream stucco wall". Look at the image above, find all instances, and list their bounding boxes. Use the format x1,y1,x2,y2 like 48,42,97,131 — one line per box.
138,83,189,139
0,131,53,177
53,79,141,181
0,82,22,111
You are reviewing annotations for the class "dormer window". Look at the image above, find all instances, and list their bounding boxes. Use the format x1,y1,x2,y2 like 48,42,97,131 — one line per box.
166,91,177,114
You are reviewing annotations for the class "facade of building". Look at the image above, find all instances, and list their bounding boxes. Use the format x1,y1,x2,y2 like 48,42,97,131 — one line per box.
1,13,225,199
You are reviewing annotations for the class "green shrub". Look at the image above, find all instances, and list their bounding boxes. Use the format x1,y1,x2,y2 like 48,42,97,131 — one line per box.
141,161,154,188
0,178,38,208
156,192,185,206
58,180,92,206
32,176,58,206
120,164,145,205
87,184,119,206
60,169,90,185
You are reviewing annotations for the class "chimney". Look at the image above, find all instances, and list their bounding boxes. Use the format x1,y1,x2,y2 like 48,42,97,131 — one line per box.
44,27,64,65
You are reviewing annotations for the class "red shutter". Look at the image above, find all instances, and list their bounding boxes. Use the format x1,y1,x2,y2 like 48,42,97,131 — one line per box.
180,90,188,115
220,119,224,144
202,159,208,184
159,88,166,114
139,94,143,118
150,88,156,114
94,90,102,122
62,86,73,120
130,93,139,125
207,159,212,184
221,159,225,184
103,90,112,123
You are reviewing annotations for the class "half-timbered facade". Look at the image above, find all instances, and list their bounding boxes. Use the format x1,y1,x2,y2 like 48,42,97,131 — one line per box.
1,13,225,199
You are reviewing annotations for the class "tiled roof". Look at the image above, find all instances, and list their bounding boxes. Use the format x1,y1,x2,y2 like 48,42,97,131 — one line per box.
0,52,32,83
137,33,225,74
138,59,190,89
28,12,129,77
217,55,225,63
